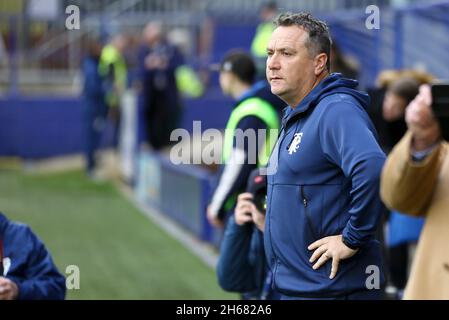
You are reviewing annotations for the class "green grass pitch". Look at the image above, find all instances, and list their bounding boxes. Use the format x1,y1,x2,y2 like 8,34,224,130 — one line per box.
0,168,236,300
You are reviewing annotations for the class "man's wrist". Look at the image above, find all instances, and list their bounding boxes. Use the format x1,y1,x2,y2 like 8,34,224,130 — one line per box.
411,143,438,162
412,133,440,152
342,236,360,251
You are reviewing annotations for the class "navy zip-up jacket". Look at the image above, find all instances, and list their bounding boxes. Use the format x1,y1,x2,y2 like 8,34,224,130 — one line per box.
264,73,386,298
0,213,66,300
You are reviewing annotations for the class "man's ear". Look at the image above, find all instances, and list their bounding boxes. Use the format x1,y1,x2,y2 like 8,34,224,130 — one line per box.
314,53,328,75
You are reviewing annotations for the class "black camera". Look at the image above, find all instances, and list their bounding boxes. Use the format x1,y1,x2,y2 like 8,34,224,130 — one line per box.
431,82,449,141
246,169,267,214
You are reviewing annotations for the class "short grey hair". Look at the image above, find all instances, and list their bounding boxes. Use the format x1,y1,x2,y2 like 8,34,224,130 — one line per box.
274,12,332,71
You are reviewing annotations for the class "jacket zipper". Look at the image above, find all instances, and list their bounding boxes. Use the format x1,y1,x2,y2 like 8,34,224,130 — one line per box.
267,184,280,287
269,114,308,287
301,186,319,241
276,127,287,164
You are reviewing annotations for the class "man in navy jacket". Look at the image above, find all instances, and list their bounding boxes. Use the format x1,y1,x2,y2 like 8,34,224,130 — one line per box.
0,213,66,300
264,12,386,299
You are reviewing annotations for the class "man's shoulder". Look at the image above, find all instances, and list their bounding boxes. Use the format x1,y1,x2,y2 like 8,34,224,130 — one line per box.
318,92,362,107
316,93,368,119
235,115,267,131
3,222,38,261
5,221,35,242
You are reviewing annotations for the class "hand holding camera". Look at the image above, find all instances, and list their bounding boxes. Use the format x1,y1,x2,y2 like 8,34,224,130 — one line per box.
234,169,268,232
406,84,442,151
234,193,265,232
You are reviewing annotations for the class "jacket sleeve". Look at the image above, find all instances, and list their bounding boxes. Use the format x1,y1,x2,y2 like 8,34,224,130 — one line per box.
216,216,257,292
380,131,443,217
320,101,386,249
13,227,66,300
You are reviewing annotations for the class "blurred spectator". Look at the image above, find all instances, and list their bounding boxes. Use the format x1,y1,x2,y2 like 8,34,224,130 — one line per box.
167,28,204,98
81,37,107,178
98,33,129,147
330,42,359,80
376,69,434,90
381,84,449,299
207,50,284,228
123,33,144,88
0,212,65,300
368,69,434,153
381,76,424,299
0,34,8,68
381,77,418,150
367,71,434,299
251,2,278,77
197,15,215,87
139,22,184,150
217,170,279,300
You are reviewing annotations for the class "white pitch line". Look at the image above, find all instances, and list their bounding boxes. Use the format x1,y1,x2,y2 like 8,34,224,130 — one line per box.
117,183,219,270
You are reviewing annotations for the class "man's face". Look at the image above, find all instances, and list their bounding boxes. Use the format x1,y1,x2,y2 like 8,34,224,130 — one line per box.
143,23,162,46
383,92,407,121
261,8,276,22
219,71,234,96
266,26,317,106
115,36,128,54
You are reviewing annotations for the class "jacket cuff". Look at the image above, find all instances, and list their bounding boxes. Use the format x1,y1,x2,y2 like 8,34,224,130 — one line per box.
397,131,441,167
342,224,365,249
342,234,360,250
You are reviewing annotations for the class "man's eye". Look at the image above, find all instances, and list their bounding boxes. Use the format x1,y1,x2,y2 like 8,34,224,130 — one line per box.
283,52,291,56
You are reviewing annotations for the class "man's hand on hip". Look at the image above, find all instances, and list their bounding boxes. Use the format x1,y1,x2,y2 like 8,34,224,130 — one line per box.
308,235,358,280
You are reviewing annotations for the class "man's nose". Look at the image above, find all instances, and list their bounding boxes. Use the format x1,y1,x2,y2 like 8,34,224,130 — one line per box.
267,54,280,70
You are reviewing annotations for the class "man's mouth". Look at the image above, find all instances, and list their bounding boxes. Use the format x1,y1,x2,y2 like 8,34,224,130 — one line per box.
270,76,282,81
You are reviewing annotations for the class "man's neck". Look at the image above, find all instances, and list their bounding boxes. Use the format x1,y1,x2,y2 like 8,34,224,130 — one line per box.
232,82,252,100
290,71,329,108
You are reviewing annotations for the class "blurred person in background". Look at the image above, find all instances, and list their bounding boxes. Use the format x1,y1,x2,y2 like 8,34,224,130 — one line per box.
0,213,65,300
167,28,204,99
251,2,278,78
207,50,284,228
82,37,107,178
381,84,449,299
98,33,129,148
381,77,418,150
380,76,424,299
0,34,8,68
217,169,280,300
197,15,215,89
138,22,184,151
367,71,433,298
368,69,434,153
329,42,359,80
